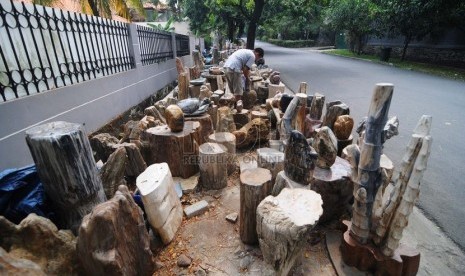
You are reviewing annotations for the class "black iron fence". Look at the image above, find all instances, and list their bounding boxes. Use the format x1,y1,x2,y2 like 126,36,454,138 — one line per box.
0,0,135,102
176,34,190,57
136,25,173,66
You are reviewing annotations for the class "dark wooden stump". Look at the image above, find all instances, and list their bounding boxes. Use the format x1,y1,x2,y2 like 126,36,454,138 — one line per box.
25,121,106,233
141,122,199,178
240,168,271,244
340,221,420,276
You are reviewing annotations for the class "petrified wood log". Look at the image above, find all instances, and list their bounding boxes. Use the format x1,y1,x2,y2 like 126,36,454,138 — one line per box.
184,114,214,145
0,247,45,275
178,72,189,100
90,133,119,162
280,93,307,139
322,101,350,130
240,168,272,244
141,122,199,178
284,130,317,185
77,185,154,275
340,221,419,276
243,90,257,109
175,57,186,75
100,147,127,198
136,163,183,244
199,143,228,190
251,110,268,120
310,156,353,223
217,106,236,133
337,135,354,157
257,147,284,188
145,105,166,124
218,93,235,108
165,104,185,132
309,93,325,120
208,132,237,175
113,142,147,177
304,115,322,138
192,50,203,70
208,104,218,129
233,118,270,149
25,121,106,233
312,126,338,169
350,83,393,244
298,82,308,94
200,84,212,100
256,188,323,276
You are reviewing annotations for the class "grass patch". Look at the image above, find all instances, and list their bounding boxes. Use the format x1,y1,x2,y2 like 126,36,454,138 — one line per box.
325,49,465,81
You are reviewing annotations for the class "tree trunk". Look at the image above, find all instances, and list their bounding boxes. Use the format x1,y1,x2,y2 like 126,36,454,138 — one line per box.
199,143,228,190
87,0,100,17
246,0,265,49
401,35,412,61
25,121,106,233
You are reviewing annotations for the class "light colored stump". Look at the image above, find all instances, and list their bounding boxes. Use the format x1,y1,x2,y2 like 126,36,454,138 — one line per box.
240,168,272,244
257,147,284,189
199,143,228,190
185,114,214,145
136,163,183,244
141,122,199,178
256,188,323,276
268,82,285,98
208,132,237,175
25,121,106,233
217,106,236,133
271,170,310,196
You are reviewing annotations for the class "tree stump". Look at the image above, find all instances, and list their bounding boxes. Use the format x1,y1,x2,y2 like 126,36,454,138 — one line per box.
208,104,218,129
310,156,353,223
141,122,199,178
199,143,228,190
240,168,272,244
217,106,236,133
208,132,237,175
185,114,214,145
25,121,106,233
256,188,323,276
257,147,284,189
136,163,183,244
233,118,270,149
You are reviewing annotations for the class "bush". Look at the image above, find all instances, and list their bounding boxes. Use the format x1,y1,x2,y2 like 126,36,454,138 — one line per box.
267,39,316,48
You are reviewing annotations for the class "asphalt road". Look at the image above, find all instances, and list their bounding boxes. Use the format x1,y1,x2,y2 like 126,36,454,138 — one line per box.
256,41,465,250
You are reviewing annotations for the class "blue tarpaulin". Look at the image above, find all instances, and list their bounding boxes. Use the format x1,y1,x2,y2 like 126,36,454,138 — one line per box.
0,165,52,224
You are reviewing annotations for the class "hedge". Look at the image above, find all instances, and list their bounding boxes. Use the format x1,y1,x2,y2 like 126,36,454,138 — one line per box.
267,39,316,48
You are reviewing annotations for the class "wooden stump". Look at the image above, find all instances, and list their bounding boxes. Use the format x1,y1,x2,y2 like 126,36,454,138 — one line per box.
141,122,199,178
240,168,272,244
199,143,228,190
310,156,353,223
25,121,106,233
257,188,323,275
136,163,183,244
257,147,284,189
233,118,270,149
208,132,237,175
185,114,214,145
251,110,268,120
217,106,236,133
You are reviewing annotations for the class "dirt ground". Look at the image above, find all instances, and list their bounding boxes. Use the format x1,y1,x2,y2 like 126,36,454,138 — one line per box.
151,151,340,276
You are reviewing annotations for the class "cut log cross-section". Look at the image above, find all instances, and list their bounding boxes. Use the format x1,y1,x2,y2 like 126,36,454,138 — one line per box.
141,122,199,178
240,168,272,244
199,142,228,190
208,132,237,175
25,121,106,233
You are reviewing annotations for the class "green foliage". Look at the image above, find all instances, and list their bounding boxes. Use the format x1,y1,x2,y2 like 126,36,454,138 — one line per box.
147,17,175,32
325,0,379,54
267,39,316,48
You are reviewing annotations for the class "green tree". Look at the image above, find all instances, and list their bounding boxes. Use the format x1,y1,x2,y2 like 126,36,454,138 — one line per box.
325,0,379,54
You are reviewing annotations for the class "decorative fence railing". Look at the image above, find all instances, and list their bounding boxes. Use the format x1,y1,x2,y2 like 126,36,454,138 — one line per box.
136,25,173,66
175,34,190,57
0,0,134,102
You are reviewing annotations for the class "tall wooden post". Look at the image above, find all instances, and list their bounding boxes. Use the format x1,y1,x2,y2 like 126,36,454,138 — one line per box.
26,121,106,233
